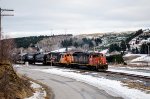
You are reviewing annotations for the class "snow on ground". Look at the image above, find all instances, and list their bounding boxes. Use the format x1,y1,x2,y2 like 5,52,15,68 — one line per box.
131,55,150,63
108,68,150,77
13,64,21,68
25,81,46,99
123,54,150,66
123,54,146,57
100,49,108,54
51,48,72,52
34,68,150,99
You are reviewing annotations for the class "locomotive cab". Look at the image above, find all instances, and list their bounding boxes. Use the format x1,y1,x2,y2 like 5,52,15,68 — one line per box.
59,53,73,66
89,53,108,71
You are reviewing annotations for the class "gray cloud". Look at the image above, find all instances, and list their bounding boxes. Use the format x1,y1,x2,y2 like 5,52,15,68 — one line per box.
0,0,150,37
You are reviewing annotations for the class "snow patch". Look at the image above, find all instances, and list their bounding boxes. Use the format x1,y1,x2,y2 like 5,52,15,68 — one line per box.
51,48,72,52
100,49,108,54
25,81,46,99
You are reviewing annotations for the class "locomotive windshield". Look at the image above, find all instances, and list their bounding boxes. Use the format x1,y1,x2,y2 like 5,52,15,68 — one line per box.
92,55,99,57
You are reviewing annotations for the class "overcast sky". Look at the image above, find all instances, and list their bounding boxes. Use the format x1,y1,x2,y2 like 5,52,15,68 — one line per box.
0,0,150,37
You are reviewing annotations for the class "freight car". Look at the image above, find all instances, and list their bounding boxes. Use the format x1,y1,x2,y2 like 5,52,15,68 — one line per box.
23,53,35,64
44,51,108,71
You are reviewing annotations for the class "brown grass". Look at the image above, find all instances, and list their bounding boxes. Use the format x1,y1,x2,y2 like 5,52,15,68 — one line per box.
0,62,34,99
24,76,54,99
122,80,150,93
0,37,53,99
0,38,34,99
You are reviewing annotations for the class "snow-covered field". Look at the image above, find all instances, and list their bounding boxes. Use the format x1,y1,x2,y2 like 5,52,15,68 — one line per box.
34,67,150,99
25,81,46,99
124,54,150,66
131,55,150,63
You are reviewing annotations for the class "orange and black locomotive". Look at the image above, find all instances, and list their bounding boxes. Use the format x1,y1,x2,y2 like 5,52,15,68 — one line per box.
44,52,108,71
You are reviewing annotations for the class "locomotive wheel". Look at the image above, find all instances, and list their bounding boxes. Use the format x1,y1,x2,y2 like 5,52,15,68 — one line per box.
43,61,46,65
88,66,95,71
72,64,78,69
66,64,70,68
97,68,106,72
96,65,108,71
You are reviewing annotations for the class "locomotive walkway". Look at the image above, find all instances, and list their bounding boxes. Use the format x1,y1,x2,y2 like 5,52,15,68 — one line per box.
14,64,121,99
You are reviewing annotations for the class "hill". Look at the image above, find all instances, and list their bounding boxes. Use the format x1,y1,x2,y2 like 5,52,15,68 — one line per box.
15,35,50,48
14,34,73,49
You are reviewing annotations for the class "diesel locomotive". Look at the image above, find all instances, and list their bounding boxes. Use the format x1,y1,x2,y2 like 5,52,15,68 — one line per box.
43,52,108,71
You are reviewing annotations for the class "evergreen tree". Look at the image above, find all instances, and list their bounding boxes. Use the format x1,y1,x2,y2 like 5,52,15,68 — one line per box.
61,38,73,48
94,38,102,46
73,42,79,48
140,43,150,54
135,47,139,54
109,43,121,53
140,43,147,54
89,41,94,48
131,48,136,54
126,44,130,51
120,40,126,51
15,36,50,48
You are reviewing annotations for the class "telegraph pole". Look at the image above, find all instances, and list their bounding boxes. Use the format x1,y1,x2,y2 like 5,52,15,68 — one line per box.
0,8,14,39
0,8,14,60
0,8,1,39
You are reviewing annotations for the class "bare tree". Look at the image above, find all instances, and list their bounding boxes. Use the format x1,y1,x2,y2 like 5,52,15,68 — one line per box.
0,38,15,63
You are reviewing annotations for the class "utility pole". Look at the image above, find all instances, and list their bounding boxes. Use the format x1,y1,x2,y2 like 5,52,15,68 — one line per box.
50,28,53,67
0,8,14,60
148,44,150,56
0,8,14,39
50,28,53,36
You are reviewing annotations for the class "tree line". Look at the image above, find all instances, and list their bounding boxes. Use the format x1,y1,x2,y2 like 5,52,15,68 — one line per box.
15,35,50,48
109,40,150,54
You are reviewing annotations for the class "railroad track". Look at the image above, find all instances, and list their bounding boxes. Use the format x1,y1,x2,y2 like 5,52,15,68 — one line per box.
103,71,150,80
45,65,150,80
53,65,150,80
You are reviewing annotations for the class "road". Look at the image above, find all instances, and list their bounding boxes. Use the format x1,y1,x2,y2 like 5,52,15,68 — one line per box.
14,64,122,99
